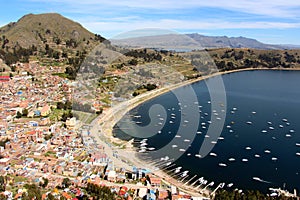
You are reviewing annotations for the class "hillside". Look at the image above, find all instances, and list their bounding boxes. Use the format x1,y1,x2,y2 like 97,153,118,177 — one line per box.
0,13,108,67
0,13,104,50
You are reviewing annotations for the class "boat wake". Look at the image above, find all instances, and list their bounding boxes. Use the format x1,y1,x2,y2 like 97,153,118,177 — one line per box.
252,177,271,184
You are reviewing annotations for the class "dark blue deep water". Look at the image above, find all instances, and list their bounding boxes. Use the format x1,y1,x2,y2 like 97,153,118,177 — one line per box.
113,70,300,193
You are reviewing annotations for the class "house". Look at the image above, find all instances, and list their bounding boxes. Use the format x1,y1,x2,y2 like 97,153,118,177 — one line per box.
107,170,116,182
149,176,162,188
0,158,10,166
41,105,51,116
66,117,76,129
0,76,10,82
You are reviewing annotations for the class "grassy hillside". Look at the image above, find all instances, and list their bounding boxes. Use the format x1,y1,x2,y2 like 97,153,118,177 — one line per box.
0,13,104,50
0,13,108,68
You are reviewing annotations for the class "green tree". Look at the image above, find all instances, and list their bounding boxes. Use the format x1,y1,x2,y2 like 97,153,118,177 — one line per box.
16,111,22,118
62,178,71,188
22,108,29,117
22,184,42,200
0,176,6,192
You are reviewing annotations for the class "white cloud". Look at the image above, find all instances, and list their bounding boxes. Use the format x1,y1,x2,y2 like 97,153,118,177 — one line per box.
28,0,300,18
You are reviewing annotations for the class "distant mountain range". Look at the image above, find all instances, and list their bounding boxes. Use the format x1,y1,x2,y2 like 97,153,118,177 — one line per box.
112,33,296,50
186,33,292,50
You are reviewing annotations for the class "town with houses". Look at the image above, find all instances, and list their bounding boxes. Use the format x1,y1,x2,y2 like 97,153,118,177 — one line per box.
0,60,201,200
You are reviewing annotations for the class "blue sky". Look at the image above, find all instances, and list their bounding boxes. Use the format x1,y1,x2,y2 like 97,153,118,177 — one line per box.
1,0,300,44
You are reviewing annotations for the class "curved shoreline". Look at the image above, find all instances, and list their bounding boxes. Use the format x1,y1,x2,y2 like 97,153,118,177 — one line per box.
97,66,300,141
90,66,300,197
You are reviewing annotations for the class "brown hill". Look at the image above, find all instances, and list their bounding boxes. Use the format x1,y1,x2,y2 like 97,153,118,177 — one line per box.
0,13,105,50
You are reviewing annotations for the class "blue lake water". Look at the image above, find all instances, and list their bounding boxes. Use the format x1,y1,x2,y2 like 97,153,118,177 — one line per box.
113,70,300,192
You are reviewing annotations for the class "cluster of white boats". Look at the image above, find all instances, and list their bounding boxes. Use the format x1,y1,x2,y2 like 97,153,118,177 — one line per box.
131,100,299,192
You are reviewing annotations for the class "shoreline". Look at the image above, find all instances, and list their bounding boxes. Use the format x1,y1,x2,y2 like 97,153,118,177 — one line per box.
89,66,300,197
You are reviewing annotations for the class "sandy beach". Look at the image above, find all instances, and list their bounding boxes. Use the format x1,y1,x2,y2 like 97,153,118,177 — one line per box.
88,66,300,197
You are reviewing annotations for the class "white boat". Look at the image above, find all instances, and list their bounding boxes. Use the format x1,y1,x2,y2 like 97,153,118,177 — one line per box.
139,149,146,153
269,127,274,130
254,154,261,158
171,113,176,116
219,163,227,167
226,125,231,129
184,120,189,123
201,122,206,126
296,152,300,156
196,131,202,134
209,152,217,157
175,135,181,138
195,154,202,158
172,145,178,148
229,130,234,133
282,118,288,122
169,121,174,124
264,150,271,154
252,111,256,114
246,121,253,125
218,137,224,140
279,125,284,128
231,111,235,114
148,147,155,151
286,122,290,126
286,134,292,137
211,141,217,144
171,116,176,119
271,157,278,161
228,158,236,162
158,122,163,125
290,129,295,133
207,121,212,124
242,158,248,162
158,130,162,134
187,153,191,156
136,121,142,124
208,101,211,104
216,117,221,120
184,139,191,142
267,121,272,125
232,107,237,111
159,118,164,121
245,146,252,150
179,149,185,152
202,126,207,129
262,130,267,133
227,183,233,187
205,135,210,138
134,115,141,118
296,143,300,147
